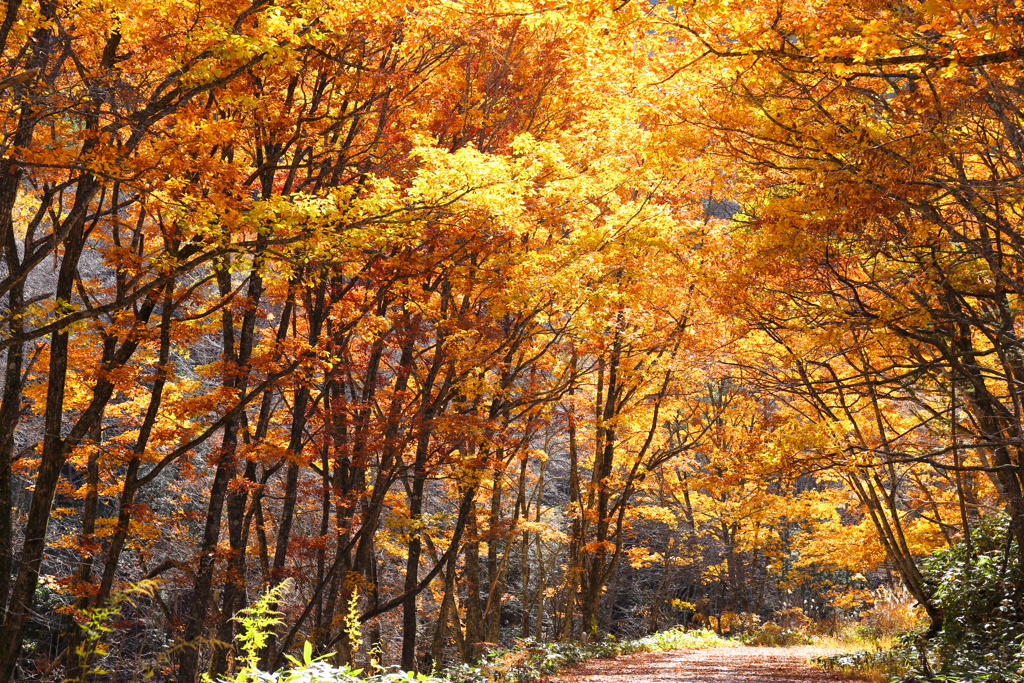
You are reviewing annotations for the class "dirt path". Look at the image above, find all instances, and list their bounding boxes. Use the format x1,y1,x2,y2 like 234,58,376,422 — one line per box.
548,646,858,683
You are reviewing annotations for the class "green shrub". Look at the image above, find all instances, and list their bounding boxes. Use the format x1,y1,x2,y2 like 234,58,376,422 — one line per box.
740,622,810,647
912,515,1024,682
625,627,730,653
814,516,1024,683
828,515,1024,683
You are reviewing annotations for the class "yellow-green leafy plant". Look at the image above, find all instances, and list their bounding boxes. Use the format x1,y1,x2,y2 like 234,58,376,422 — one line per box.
233,580,293,675
206,579,364,683
343,589,363,656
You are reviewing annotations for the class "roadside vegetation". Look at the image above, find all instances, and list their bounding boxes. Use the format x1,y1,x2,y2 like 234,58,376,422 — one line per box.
74,573,1013,683
815,517,1024,682
68,582,733,683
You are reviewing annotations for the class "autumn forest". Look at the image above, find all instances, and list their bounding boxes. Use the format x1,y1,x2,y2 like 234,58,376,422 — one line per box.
0,0,1021,680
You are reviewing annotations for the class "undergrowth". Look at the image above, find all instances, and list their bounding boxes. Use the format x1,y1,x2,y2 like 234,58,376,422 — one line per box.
193,584,732,683
813,648,913,683
444,628,731,683
70,580,730,683
817,515,1024,683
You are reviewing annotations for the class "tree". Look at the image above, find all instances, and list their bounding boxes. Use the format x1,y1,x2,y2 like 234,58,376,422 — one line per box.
650,0,1024,630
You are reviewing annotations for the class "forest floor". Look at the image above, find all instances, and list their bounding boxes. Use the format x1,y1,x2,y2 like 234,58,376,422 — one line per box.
547,645,860,683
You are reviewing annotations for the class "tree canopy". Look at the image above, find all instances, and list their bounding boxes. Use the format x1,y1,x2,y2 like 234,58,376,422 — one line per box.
0,0,1020,680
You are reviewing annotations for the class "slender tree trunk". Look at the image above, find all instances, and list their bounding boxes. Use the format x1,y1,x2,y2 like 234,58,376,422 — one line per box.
181,255,263,682
0,173,102,682
463,513,484,661
0,0,45,625
484,469,504,643
96,284,175,603
402,430,432,671
63,407,108,677
560,363,581,639
583,331,620,638
0,280,23,618
428,556,459,669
